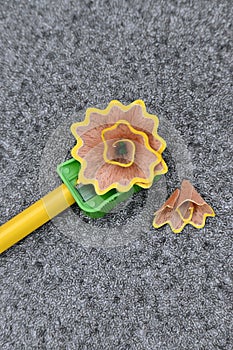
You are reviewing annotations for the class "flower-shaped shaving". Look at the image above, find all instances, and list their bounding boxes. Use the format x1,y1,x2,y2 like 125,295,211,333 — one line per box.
153,180,215,233
71,100,168,195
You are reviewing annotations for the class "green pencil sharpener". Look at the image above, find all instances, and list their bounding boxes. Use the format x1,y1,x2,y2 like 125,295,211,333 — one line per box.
57,158,161,219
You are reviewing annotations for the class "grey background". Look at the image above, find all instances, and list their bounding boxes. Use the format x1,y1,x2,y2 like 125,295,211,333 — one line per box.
0,0,232,349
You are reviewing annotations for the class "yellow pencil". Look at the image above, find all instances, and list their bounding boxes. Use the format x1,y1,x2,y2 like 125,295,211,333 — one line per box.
0,184,75,254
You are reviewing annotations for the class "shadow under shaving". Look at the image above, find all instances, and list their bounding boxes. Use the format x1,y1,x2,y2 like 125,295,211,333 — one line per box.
71,188,148,229
163,149,180,196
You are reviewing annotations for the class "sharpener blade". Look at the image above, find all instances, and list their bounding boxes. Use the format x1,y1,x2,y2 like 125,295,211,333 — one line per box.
75,183,97,202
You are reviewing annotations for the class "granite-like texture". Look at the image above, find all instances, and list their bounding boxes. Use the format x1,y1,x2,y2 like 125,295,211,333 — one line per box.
0,0,232,349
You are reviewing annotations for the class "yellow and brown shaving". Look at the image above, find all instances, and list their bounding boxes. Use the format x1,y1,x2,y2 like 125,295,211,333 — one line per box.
153,180,215,233
71,100,167,195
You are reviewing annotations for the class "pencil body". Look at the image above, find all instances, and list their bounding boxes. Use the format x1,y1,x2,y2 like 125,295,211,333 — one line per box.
0,184,75,254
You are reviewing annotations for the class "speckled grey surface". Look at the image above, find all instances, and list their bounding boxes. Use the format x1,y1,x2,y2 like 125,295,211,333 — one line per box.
0,0,232,349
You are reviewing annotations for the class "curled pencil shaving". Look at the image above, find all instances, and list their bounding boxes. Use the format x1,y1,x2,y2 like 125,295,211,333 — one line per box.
153,180,215,233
